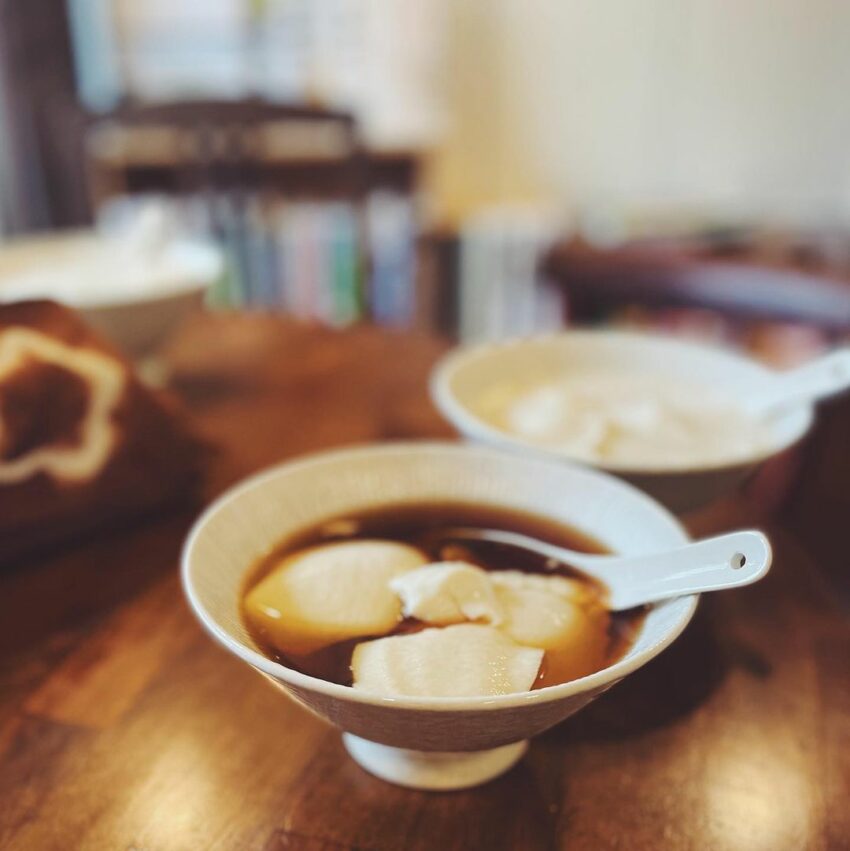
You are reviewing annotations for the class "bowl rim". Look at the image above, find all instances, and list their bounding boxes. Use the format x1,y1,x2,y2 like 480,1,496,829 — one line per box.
0,231,222,310
181,440,699,712
430,329,815,475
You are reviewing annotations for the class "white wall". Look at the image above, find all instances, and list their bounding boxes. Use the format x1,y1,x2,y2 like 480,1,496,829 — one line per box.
429,0,850,228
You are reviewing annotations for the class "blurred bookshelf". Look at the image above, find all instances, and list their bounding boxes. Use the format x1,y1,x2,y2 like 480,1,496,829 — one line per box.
86,100,422,327
66,0,452,331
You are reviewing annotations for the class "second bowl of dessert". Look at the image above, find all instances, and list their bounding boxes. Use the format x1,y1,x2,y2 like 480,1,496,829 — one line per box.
182,442,697,790
431,331,814,512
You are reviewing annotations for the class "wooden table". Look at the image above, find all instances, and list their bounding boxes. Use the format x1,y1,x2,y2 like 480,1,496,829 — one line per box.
1,313,848,851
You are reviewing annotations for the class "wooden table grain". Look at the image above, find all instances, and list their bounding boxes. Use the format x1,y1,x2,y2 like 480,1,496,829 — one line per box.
1,312,848,851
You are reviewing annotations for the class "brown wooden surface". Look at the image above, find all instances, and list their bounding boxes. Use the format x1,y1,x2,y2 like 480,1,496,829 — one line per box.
1,312,848,851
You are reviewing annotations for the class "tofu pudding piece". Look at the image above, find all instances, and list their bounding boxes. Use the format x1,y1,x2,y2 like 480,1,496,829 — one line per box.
242,503,644,699
472,373,772,470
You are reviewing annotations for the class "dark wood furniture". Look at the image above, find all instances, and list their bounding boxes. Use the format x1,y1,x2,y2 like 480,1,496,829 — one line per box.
544,237,850,333
0,312,847,850
86,99,365,204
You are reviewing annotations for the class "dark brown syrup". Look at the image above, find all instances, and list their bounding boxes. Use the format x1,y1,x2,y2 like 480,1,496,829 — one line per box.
241,502,645,689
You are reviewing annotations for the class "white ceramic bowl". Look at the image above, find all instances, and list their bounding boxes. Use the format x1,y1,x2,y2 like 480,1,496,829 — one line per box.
182,442,697,790
0,231,222,359
431,331,815,513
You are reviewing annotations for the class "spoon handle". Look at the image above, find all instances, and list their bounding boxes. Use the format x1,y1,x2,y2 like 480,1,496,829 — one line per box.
751,348,850,416
572,531,772,610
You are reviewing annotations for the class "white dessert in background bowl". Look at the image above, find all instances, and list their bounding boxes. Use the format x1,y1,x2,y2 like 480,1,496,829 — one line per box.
182,442,696,790
431,331,815,512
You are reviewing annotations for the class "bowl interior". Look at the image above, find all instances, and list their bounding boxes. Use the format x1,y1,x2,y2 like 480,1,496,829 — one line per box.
432,331,814,473
183,442,696,708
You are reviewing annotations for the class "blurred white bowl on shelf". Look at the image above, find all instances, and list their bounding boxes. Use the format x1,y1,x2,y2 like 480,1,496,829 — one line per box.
0,209,222,359
431,330,815,513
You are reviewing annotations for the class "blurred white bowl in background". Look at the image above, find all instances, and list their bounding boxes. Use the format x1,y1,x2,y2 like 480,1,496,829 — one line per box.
431,331,815,513
0,226,222,359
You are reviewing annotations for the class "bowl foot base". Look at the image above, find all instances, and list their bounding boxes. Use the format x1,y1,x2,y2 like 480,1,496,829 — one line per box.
342,734,528,790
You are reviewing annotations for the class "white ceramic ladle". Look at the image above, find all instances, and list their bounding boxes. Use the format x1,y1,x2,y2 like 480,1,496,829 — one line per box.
745,348,850,418
440,528,772,610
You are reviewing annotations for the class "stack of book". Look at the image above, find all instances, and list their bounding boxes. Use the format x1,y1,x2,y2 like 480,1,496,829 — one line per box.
98,191,419,328
456,207,566,344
